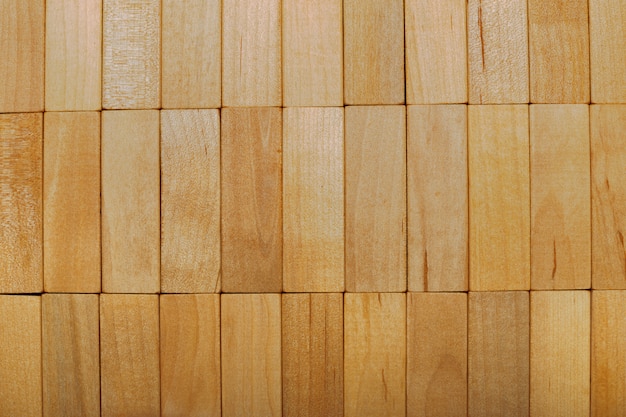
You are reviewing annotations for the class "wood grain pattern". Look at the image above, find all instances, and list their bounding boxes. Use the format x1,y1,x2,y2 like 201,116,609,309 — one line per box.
44,112,100,293
407,105,468,292
221,294,282,417
283,107,344,292
0,113,43,293
42,294,100,417
282,293,343,417
407,293,467,417
531,105,590,289
161,110,220,293
469,105,530,290
102,110,160,293
345,106,406,292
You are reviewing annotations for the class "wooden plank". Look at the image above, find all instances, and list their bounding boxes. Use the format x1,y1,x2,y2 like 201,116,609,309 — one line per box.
591,105,626,289
531,105,590,289
529,0,590,103
221,108,282,293
468,0,529,104
42,294,100,417
103,0,160,109
343,0,404,104
345,293,406,417
0,113,42,293
100,294,160,417
44,112,100,293
468,291,529,417
102,110,160,293
530,291,590,417
222,0,280,106
0,296,41,417
161,295,221,417
45,0,102,110
161,110,220,293
221,294,281,417
345,106,406,292
282,293,343,417
283,107,344,292
469,105,530,290
162,0,221,108
282,0,343,106
407,105,467,292
0,0,44,112
407,293,467,417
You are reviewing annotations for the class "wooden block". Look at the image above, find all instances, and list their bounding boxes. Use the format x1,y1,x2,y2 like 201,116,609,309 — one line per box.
529,0,590,103
42,294,100,417
345,293,406,417
222,0,280,106
0,0,44,112
161,295,221,417
469,105,530,290
161,110,220,293
407,105,467,292
343,0,404,104
468,292,529,417
282,0,343,106
591,105,626,289
221,294,281,417
0,113,42,293
221,108,282,293
345,106,406,292
162,0,221,108
103,0,160,109
283,108,344,292
530,291,590,417
282,293,343,417
531,105,590,289
0,296,41,417
102,110,159,293
407,293,467,417
44,112,100,293
468,0,529,104
100,294,160,417
45,0,102,110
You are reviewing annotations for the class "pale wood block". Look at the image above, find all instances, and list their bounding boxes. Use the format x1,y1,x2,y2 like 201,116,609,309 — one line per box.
45,0,102,110
529,0,590,103
344,0,404,104
102,110,160,293
162,0,221,108
468,0,529,104
469,105,530,290
44,112,100,293
0,113,42,293
0,296,41,417
345,106,406,292
345,293,406,417
221,294,281,417
531,105,590,289
161,295,221,417
283,107,344,292
407,105,467,292
161,110,220,293
42,294,100,417
282,293,343,417
530,291,591,417
103,0,160,109
407,293,467,417
468,291,529,417
221,108,282,293
222,0,280,106
282,0,343,106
